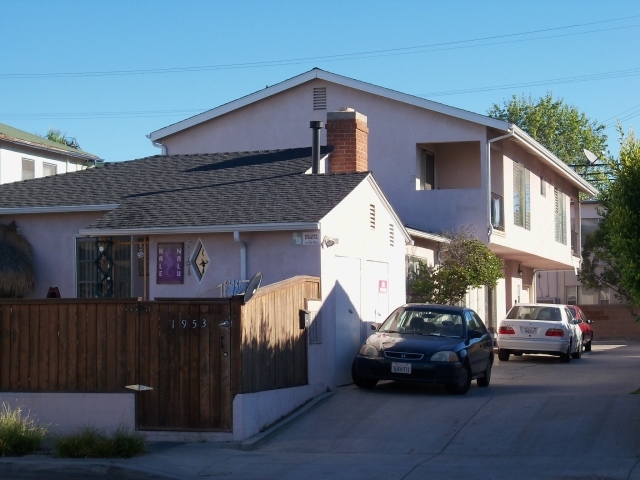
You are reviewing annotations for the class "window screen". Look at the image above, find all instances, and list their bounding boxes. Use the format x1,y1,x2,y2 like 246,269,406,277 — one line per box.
21,158,35,180
43,163,57,177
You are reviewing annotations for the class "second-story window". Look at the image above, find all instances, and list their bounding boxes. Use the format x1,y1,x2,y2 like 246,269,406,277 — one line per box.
21,158,35,180
540,177,546,197
513,162,531,230
555,188,567,244
418,149,435,190
43,163,57,177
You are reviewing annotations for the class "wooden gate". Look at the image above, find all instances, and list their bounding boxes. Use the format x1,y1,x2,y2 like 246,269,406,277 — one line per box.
136,299,234,431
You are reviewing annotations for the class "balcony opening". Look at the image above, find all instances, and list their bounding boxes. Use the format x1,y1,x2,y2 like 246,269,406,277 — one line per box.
416,141,481,190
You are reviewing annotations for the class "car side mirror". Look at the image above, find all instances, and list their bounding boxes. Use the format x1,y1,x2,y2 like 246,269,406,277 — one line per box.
468,329,483,339
371,322,381,331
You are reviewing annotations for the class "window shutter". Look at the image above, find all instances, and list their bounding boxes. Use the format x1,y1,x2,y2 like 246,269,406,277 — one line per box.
554,188,561,243
561,193,567,245
524,168,531,230
513,163,522,227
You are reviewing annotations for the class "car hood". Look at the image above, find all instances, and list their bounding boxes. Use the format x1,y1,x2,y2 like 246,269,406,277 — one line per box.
367,332,465,355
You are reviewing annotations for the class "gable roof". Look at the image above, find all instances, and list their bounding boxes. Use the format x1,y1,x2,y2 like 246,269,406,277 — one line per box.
148,68,510,142
0,147,380,235
0,122,101,162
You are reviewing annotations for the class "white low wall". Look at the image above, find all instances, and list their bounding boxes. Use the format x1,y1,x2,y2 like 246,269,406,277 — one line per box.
0,392,135,435
232,384,325,441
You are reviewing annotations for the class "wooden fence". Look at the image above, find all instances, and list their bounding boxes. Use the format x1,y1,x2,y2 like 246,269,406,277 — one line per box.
233,276,319,393
0,275,320,432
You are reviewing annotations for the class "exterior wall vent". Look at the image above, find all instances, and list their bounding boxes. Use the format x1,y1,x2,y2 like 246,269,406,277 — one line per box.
369,204,376,230
313,87,327,110
389,224,395,247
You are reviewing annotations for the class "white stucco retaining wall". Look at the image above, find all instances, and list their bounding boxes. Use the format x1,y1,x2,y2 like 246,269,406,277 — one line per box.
0,392,135,435
232,384,325,441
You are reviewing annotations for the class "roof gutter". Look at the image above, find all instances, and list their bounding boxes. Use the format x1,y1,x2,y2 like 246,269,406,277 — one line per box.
487,128,515,244
0,135,101,163
78,222,320,237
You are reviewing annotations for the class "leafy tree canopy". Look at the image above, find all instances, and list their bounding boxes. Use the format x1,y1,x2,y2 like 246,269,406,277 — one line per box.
42,128,80,150
578,126,640,316
408,228,504,305
488,93,609,187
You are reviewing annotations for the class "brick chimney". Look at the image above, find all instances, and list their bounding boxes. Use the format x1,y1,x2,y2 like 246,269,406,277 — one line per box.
326,108,368,174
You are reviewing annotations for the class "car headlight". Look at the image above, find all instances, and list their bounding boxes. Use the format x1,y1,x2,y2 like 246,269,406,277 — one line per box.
358,344,380,357
430,351,459,362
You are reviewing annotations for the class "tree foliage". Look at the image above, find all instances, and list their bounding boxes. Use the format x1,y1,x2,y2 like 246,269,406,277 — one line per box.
43,128,80,150
408,229,504,305
488,93,609,187
579,126,640,316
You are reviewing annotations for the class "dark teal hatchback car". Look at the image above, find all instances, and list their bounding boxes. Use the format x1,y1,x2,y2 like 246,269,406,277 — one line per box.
352,304,494,394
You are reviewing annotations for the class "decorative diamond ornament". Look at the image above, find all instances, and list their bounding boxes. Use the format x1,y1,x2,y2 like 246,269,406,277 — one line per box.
191,241,209,281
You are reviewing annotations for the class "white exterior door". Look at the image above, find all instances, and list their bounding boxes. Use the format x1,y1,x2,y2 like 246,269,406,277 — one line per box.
364,260,389,341
335,256,361,386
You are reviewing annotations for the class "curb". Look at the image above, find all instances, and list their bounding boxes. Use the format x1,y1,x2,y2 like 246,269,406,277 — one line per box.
238,391,334,451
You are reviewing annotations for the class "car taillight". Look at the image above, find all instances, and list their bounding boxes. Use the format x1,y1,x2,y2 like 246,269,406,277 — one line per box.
545,328,564,337
498,326,515,335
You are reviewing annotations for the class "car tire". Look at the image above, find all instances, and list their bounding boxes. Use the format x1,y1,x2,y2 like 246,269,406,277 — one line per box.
352,360,378,389
446,362,471,395
498,349,510,362
585,335,592,352
560,341,572,363
477,356,492,387
571,339,582,359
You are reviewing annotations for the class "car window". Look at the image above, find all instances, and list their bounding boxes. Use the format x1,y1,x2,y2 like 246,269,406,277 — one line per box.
564,307,575,323
473,313,488,334
568,306,582,322
378,307,464,338
507,306,562,321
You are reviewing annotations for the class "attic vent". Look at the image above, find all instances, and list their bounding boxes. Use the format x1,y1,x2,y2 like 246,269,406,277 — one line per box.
313,87,327,110
389,224,395,247
369,204,376,230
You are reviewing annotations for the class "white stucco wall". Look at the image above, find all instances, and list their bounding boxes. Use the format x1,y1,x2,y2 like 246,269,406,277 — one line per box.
0,143,87,185
0,393,135,435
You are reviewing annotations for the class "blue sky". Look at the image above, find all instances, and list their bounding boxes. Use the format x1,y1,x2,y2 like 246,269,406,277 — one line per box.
2,1,639,161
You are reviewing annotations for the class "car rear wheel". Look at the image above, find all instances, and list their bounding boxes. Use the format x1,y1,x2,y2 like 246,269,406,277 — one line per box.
585,335,592,352
477,357,492,387
560,342,572,363
571,339,583,359
498,349,510,362
446,362,471,395
352,360,378,389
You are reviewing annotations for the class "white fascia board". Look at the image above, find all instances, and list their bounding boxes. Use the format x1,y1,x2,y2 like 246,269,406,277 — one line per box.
366,175,413,244
405,227,450,244
78,222,320,237
511,126,598,197
0,204,118,215
148,69,511,142
0,136,101,162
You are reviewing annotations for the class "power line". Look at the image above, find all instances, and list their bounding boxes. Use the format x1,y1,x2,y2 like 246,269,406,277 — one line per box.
417,67,640,97
1,15,639,79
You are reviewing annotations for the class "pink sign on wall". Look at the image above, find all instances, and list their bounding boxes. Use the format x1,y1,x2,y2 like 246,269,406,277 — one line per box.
378,280,388,293
157,242,184,284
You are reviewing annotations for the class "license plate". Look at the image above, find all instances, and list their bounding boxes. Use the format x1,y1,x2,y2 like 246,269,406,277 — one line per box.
523,327,537,334
391,362,411,374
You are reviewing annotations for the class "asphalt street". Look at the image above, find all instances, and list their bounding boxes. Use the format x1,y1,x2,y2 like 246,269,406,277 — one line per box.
2,341,640,479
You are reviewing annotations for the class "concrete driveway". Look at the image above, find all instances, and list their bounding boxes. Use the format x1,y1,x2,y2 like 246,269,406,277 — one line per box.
3,341,640,479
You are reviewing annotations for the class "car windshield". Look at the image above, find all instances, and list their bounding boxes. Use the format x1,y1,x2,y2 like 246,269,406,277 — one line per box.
507,306,562,322
379,308,464,338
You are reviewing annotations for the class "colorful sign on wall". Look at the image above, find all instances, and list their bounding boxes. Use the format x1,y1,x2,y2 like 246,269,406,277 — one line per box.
157,242,184,284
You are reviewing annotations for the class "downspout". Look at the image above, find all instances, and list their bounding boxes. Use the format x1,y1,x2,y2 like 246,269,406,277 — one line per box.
234,231,247,280
486,127,515,244
151,140,168,155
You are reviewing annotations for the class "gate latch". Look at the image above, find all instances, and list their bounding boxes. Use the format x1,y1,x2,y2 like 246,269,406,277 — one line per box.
125,384,153,392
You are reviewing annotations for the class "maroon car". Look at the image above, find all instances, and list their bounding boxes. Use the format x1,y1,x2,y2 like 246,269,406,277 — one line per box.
567,306,595,352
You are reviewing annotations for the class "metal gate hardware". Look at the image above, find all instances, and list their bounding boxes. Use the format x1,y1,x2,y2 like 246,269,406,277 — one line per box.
125,384,153,391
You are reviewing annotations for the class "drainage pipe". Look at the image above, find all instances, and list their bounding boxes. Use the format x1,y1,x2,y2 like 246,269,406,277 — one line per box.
487,128,515,244
152,140,167,155
234,231,247,280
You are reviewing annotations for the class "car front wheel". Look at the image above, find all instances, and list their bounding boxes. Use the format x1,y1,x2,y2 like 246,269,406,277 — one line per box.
585,335,592,352
446,362,471,395
352,360,378,389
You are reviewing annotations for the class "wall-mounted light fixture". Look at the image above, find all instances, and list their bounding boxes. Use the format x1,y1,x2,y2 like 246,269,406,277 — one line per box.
323,236,339,248
518,263,523,277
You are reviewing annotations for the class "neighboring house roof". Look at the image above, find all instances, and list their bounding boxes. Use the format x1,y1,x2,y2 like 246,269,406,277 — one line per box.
405,227,449,244
0,147,409,240
0,122,101,162
147,68,597,197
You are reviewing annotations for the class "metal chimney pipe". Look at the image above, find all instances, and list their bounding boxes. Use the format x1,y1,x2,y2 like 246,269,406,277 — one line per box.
310,121,324,174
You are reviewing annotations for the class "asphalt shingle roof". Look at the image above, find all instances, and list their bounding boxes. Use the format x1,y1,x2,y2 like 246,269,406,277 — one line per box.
0,147,369,231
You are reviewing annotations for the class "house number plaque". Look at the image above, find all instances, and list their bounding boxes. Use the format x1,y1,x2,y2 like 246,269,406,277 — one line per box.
171,319,208,329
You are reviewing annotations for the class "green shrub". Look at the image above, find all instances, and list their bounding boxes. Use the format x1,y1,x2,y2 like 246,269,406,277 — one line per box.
55,425,146,458
0,403,48,456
